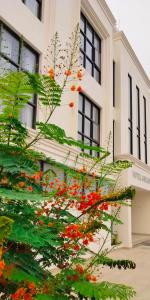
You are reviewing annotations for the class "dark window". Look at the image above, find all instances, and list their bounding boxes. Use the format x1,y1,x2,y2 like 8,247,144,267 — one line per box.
128,74,133,154
143,96,147,164
0,22,39,128
80,13,101,84
113,120,115,161
78,93,100,157
136,86,141,160
22,0,42,19
113,61,115,107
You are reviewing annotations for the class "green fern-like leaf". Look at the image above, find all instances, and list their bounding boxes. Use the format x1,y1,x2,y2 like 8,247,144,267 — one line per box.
0,216,13,242
73,281,136,300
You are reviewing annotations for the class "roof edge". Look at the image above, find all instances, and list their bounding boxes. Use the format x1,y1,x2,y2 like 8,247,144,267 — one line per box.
114,31,150,88
97,0,116,27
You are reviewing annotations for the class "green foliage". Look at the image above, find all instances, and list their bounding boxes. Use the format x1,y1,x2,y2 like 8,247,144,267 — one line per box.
27,73,62,107
36,295,68,300
94,256,136,270
0,30,136,299
73,281,136,300
37,122,108,157
0,216,13,242
0,71,34,118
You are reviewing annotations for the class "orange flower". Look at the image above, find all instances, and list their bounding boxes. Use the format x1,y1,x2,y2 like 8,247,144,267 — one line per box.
27,186,33,191
48,68,54,79
18,181,25,188
92,275,97,282
86,273,91,281
69,101,74,108
28,282,36,290
47,222,53,227
0,177,8,185
71,85,76,91
77,86,82,92
77,71,83,79
65,70,72,76
76,265,84,274
0,260,5,270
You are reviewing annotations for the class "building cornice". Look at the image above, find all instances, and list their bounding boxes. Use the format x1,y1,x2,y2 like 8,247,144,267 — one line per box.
114,31,150,88
116,154,150,174
97,0,116,27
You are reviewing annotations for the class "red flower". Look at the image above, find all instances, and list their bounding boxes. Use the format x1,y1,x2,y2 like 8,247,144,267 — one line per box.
77,86,82,92
69,101,74,108
76,265,84,274
65,70,72,76
27,186,33,191
73,245,80,251
77,71,83,79
71,85,76,91
18,181,25,188
83,239,89,246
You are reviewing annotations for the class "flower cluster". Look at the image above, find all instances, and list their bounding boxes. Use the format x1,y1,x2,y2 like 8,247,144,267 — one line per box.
11,283,36,300
0,260,5,277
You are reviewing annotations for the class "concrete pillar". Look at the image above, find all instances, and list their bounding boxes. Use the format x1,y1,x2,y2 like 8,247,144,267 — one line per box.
117,200,132,248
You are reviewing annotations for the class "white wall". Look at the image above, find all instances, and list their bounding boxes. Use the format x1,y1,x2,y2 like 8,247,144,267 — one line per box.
132,191,150,235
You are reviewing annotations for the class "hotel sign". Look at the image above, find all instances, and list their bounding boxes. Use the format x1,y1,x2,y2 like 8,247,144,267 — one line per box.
132,171,150,184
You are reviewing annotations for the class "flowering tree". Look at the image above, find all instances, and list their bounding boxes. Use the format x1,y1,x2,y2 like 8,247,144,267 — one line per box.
0,27,136,299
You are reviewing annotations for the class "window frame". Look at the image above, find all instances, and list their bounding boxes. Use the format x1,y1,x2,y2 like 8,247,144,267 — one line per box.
143,96,147,164
0,22,39,129
22,0,42,20
80,12,101,84
113,120,115,161
113,60,115,107
78,93,100,157
136,86,141,160
128,74,133,155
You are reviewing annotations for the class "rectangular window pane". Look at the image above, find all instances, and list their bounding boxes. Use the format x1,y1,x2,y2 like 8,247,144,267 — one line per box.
78,113,82,132
1,28,19,64
80,33,85,51
87,24,93,42
85,99,91,118
95,49,100,67
92,141,99,157
80,15,85,32
86,41,93,60
93,106,99,123
25,0,39,18
20,104,34,128
85,58,92,76
93,123,99,141
84,137,90,154
0,57,17,75
79,94,83,111
94,67,100,83
84,118,91,137
94,35,100,50
21,46,37,72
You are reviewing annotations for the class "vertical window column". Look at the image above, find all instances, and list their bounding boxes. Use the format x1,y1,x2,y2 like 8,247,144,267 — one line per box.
128,74,133,154
136,86,141,160
143,96,147,164
113,61,115,107
0,22,39,128
78,94,100,157
80,13,101,84
113,120,115,161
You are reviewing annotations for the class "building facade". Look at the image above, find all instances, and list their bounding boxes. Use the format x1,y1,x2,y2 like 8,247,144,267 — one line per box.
0,0,150,248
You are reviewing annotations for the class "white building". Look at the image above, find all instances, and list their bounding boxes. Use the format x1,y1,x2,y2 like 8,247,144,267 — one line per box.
0,0,150,248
